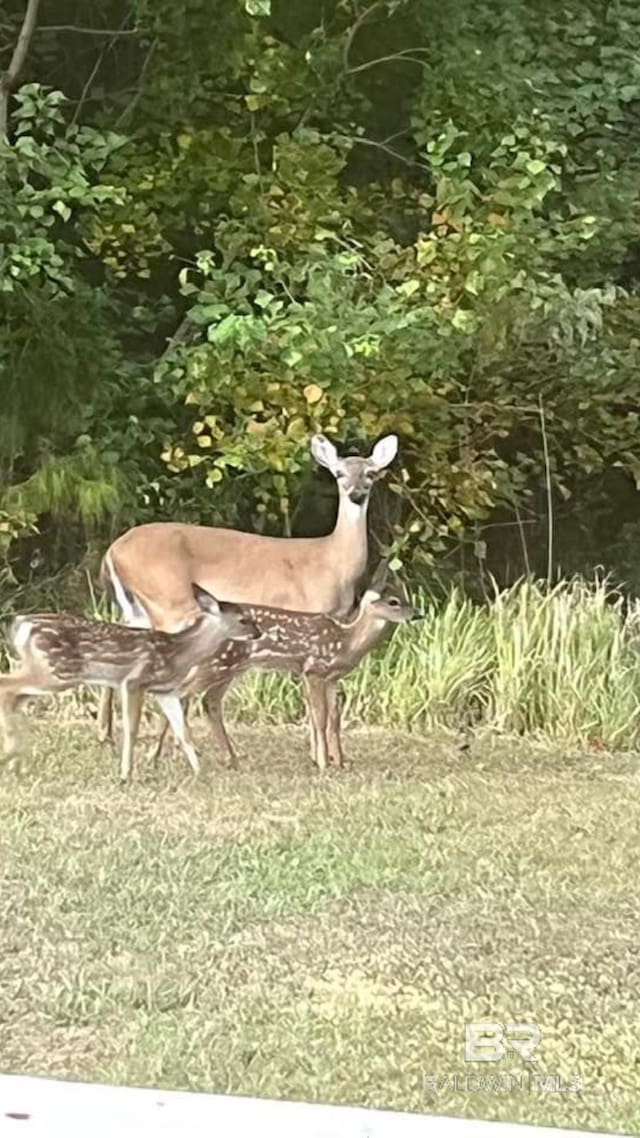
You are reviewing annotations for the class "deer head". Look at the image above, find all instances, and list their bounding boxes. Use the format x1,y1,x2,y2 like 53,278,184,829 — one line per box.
192,584,260,641
359,560,425,624
310,433,398,508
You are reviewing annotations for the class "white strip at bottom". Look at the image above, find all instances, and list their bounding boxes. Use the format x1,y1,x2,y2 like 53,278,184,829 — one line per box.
0,1073,624,1138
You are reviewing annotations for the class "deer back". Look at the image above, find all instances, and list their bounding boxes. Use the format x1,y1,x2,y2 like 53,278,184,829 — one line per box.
178,603,349,691
9,614,160,689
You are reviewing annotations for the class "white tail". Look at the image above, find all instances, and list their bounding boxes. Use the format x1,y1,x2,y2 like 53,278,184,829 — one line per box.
153,566,423,771
0,588,259,782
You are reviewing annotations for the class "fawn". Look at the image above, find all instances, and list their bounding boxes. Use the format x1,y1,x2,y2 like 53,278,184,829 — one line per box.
154,563,424,771
0,585,259,781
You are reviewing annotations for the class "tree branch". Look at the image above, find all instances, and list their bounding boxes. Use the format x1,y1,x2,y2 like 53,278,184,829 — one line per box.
71,12,133,125
36,25,139,36
346,48,429,76
162,315,198,358
115,38,157,127
351,134,429,171
342,2,383,71
0,0,42,138
341,5,429,80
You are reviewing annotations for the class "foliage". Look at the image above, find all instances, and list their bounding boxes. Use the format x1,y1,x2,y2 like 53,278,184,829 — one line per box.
2,0,640,589
220,574,640,750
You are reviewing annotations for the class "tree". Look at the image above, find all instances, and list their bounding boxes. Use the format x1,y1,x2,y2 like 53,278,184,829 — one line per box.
2,0,640,592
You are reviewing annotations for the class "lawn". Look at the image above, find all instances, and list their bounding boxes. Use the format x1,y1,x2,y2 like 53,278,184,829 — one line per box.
0,711,639,1134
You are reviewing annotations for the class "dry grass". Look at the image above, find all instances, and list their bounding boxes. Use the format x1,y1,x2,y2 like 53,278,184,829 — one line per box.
0,713,639,1132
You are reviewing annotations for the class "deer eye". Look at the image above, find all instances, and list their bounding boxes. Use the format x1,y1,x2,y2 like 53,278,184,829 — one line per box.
387,597,400,607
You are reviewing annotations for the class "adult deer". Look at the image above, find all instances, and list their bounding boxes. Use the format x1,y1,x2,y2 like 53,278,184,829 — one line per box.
97,432,398,742
0,587,259,782
152,563,423,771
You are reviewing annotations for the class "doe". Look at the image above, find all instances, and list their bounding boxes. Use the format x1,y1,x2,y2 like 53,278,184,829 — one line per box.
0,586,258,782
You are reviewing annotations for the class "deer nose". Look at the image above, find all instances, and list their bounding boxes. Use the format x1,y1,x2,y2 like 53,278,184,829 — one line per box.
349,489,368,505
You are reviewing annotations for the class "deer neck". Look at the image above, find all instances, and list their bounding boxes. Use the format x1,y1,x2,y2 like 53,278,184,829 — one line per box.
328,491,369,581
168,618,214,668
338,609,388,664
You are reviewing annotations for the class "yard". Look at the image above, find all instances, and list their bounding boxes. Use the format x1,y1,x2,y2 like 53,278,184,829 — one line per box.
0,714,638,1133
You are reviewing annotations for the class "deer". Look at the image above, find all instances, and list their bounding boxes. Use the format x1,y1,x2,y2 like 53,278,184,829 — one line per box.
0,586,259,782
151,562,424,772
96,432,399,750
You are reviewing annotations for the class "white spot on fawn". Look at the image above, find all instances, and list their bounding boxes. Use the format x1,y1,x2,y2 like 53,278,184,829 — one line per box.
12,619,33,651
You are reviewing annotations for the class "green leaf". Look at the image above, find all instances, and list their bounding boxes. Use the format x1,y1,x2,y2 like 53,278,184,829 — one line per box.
255,289,275,308
208,315,241,343
245,0,271,17
397,279,421,298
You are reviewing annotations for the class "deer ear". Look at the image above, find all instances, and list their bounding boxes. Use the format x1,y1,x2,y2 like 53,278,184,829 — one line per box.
192,583,221,614
369,558,389,591
369,434,398,471
310,433,340,474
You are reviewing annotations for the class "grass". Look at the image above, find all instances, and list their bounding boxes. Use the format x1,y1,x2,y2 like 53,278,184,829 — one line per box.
5,574,640,749
191,575,640,751
1,714,640,1133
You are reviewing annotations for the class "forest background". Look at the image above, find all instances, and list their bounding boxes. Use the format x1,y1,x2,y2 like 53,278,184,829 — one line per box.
2,0,640,608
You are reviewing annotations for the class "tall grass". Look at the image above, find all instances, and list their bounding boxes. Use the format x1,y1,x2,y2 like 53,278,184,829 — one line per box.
225,576,640,749
3,574,640,750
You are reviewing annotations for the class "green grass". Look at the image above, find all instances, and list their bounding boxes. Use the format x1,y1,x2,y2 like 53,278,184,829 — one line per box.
5,574,640,750
1,715,640,1133
191,575,640,751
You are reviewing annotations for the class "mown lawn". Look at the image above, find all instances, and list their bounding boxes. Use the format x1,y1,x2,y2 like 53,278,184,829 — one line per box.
0,712,639,1133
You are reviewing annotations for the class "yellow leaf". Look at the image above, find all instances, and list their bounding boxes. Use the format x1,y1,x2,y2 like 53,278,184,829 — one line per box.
488,212,507,227
303,384,323,404
286,417,307,440
197,435,213,448
192,421,205,435
204,414,224,439
246,419,268,434
249,400,264,412
184,392,199,404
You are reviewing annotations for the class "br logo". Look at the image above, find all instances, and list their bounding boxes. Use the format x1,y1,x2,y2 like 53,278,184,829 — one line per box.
464,1023,541,1063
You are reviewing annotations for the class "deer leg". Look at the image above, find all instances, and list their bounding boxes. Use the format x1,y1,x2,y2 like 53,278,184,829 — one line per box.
155,693,200,775
97,687,114,744
326,680,345,768
99,594,151,746
150,715,170,767
202,684,237,768
303,674,329,772
119,684,143,783
0,679,26,772
150,696,191,767
302,675,320,767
